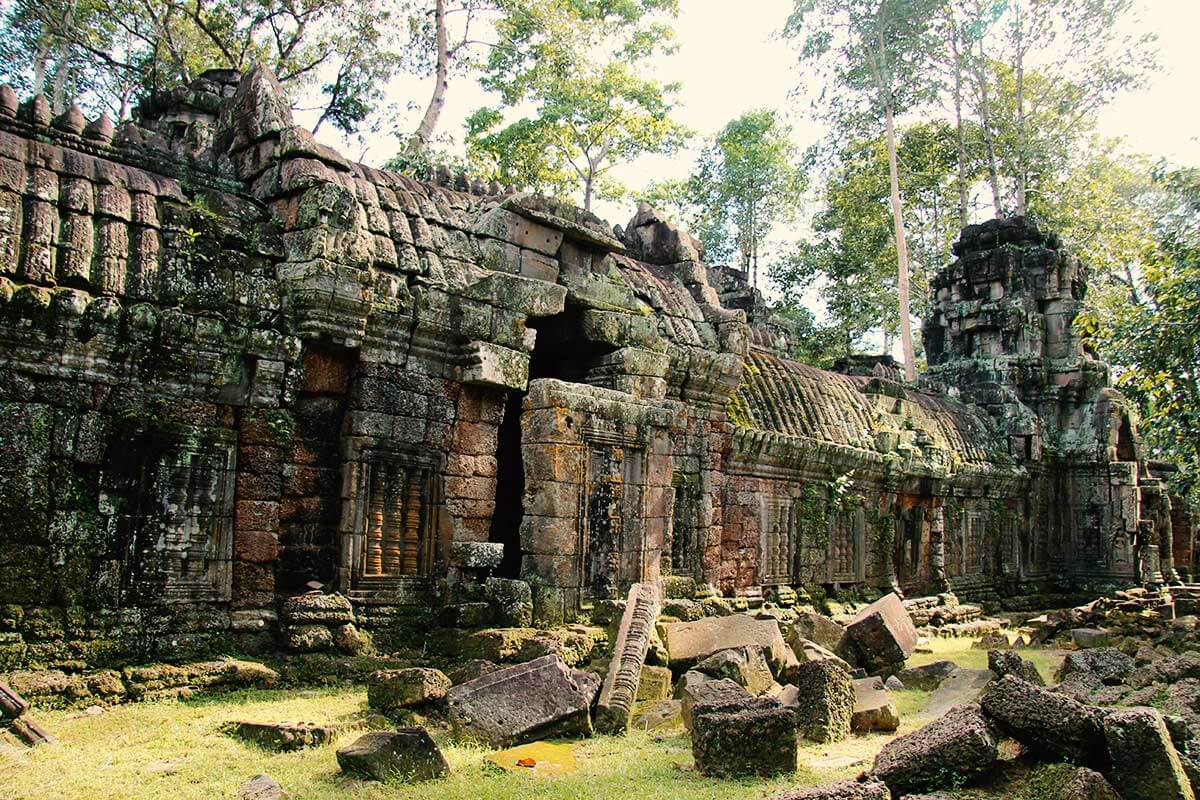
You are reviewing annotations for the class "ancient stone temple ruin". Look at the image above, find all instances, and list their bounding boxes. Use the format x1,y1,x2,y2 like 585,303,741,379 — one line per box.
0,67,1191,668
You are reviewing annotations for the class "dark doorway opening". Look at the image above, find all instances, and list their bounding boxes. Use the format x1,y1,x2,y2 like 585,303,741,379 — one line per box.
1117,415,1137,461
488,390,525,578
527,305,617,382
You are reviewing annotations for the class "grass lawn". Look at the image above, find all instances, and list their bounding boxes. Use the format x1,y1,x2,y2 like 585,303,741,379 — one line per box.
0,637,1060,800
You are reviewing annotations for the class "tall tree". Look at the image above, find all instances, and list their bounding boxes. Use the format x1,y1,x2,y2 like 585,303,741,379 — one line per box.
465,0,688,210
684,110,805,286
785,0,943,381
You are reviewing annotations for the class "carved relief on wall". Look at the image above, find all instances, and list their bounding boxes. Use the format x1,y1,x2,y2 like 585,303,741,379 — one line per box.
115,432,236,604
580,427,647,600
665,471,701,578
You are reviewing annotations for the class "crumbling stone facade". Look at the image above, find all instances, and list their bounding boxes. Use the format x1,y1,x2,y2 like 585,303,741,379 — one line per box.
0,68,1187,669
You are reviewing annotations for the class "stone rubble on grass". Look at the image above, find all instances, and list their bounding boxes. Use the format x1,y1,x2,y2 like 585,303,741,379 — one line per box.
873,703,999,795
896,660,959,690
693,644,777,695
659,613,790,673
788,611,846,653
679,674,751,731
837,593,918,674
980,675,1106,767
595,581,660,734
771,777,890,799
238,774,290,800
852,679,900,734
790,660,854,743
367,667,452,717
446,654,595,747
230,720,342,751
1056,648,1134,686
336,728,449,782
987,649,1044,685
690,694,796,778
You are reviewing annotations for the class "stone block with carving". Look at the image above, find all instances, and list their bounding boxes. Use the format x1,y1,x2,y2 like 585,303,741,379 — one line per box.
446,655,595,747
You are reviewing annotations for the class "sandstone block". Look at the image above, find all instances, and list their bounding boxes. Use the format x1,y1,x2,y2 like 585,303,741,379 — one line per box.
231,721,338,751
852,683,899,734
695,645,776,695
897,661,959,690
0,680,29,719
368,668,451,715
1104,706,1194,800
660,613,789,673
680,674,751,731
238,774,289,800
873,703,998,795
838,593,917,673
336,729,449,782
791,660,854,743
484,578,533,628
789,611,846,653
771,778,890,799
980,675,1105,766
636,665,673,702
691,696,796,778
446,655,594,747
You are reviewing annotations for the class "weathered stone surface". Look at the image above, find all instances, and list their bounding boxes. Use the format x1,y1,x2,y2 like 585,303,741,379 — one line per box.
660,613,789,672
789,611,846,653
791,660,854,743
980,675,1105,766
336,729,449,782
1071,628,1111,649
679,674,751,731
231,721,339,751
630,699,682,730
695,645,776,695
1056,648,1134,686
839,594,917,673
282,624,333,652
896,660,959,690
368,668,451,715
279,592,354,626
873,703,998,795
771,778,890,800
852,683,899,733
691,696,795,777
484,578,533,628
596,581,659,733
636,665,673,702
988,649,1044,685
1103,706,1195,800
238,774,289,800
446,655,594,747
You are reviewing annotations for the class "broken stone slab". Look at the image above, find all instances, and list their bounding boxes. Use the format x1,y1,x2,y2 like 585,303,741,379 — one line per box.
691,696,796,778
679,674,751,731
630,699,682,731
8,716,53,746
636,665,673,703
0,680,29,719
367,668,451,716
447,659,501,685
852,683,899,734
980,675,1106,767
838,593,918,673
279,592,354,626
791,660,854,743
238,774,290,800
230,721,341,751
873,703,999,795
1056,648,1134,686
1071,628,1111,649
446,654,594,747
659,613,789,673
694,645,776,695
920,668,993,721
790,637,853,671
336,729,449,782
595,581,659,734
896,661,959,690
771,778,890,799
988,649,1044,685
1104,706,1195,800
788,611,846,653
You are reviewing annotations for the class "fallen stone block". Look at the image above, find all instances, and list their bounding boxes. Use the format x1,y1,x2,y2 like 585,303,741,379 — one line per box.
1056,648,1134,686
336,729,449,782
695,645,776,695
838,593,917,673
595,581,659,733
680,674,751,731
852,683,899,734
0,680,29,719
1054,766,1122,800
446,654,594,747
789,611,846,653
897,661,959,690
280,592,354,626
692,696,795,777
1103,706,1195,800
8,716,54,746
630,699,682,731
791,660,854,743
485,577,533,628
368,668,451,715
659,613,789,673
988,650,1044,685
980,675,1105,767
791,637,853,670
771,777,890,799
1071,628,1111,649
230,721,340,751
873,703,998,795
238,774,289,800
636,665,673,702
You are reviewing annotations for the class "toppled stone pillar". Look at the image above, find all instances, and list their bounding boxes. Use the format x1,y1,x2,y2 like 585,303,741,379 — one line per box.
596,581,660,733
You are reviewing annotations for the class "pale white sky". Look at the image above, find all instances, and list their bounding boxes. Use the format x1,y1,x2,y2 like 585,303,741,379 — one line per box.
305,0,1200,233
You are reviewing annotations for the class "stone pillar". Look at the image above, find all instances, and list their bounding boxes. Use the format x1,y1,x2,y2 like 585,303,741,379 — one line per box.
929,505,949,593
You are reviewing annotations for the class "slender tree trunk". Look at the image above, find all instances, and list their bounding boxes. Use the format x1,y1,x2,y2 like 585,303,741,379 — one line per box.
49,0,78,113
885,103,916,382
951,25,969,228
410,0,450,153
583,174,593,211
972,50,1004,216
1013,3,1027,215
32,37,50,96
